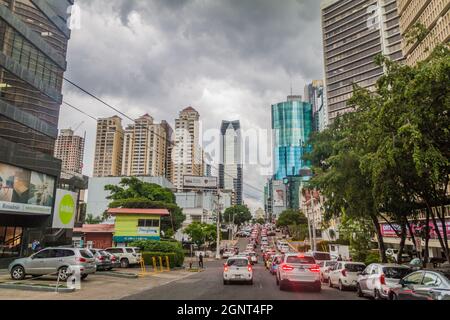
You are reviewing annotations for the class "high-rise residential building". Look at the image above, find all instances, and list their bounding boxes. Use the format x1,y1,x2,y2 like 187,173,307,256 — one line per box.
219,120,243,205
321,0,404,121
121,114,170,177
54,129,85,175
0,0,73,264
304,80,328,132
172,107,202,190
93,116,124,177
272,95,313,181
397,0,450,66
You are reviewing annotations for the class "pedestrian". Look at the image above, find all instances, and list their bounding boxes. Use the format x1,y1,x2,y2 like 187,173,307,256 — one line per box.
198,252,204,269
337,254,343,261
31,240,41,253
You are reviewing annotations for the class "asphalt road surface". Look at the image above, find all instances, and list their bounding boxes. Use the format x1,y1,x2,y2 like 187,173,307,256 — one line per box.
124,237,363,300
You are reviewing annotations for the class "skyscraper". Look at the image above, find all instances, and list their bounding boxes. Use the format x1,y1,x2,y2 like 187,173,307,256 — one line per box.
121,114,170,177
272,96,313,181
54,129,85,175
172,107,202,190
321,0,404,121
219,120,243,205
93,116,124,177
0,0,72,263
397,0,450,66
304,80,328,132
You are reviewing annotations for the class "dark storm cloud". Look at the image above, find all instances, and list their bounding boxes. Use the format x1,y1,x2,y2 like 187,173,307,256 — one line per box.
62,0,324,210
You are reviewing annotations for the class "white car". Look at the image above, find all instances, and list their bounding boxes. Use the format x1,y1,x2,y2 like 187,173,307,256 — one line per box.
276,253,321,291
222,250,234,259
318,260,337,283
105,247,142,268
357,263,412,299
223,257,253,285
328,261,366,290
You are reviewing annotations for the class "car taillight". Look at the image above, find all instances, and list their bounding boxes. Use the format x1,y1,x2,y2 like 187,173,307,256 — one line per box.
111,256,116,261
281,264,294,271
224,265,229,272
77,257,87,263
341,269,347,277
98,256,104,261
380,273,386,285
248,265,252,272
309,265,320,273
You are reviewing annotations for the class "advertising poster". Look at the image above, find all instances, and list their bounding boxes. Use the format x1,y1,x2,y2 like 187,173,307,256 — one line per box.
183,175,218,189
52,189,78,229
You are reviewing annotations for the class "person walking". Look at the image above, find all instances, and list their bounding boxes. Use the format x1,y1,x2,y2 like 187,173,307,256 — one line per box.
198,252,204,269
337,254,343,261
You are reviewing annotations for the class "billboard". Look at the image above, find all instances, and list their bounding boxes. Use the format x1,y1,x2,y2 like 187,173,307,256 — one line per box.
272,180,285,207
52,189,78,229
183,175,218,189
0,162,55,215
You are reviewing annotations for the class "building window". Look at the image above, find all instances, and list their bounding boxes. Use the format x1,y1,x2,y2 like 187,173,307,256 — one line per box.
137,219,160,227
0,226,23,258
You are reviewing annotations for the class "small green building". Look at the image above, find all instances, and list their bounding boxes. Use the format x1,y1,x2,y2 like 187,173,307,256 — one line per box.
107,208,169,245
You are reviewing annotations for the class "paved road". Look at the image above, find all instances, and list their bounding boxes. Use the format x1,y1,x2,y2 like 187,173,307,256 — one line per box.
124,237,363,300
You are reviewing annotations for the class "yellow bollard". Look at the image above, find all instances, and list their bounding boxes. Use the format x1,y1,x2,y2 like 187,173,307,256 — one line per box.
152,256,158,272
158,256,164,272
165,256,170,271
140,258,146,274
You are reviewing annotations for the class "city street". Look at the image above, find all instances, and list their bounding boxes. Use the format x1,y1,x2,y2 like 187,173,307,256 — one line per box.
124,238,362,300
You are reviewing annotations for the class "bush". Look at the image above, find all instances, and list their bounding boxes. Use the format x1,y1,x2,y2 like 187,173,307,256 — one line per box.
364,251,381,265
142,252,178,268
130,240,184,267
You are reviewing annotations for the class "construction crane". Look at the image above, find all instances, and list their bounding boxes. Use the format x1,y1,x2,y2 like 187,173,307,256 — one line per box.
71,121,85,133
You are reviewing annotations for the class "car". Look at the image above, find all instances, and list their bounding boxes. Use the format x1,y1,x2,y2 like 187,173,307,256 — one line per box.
88,248,113,271
104,251,121,269
391,269,450,300
328,261,366,290
105,247,142,268
8,247,96,281
357,263,412,300
386,248,411,263
223,256,253,285
318,260,337,283
247,251,258,264
276,253,321,292
222,250,235,259
405,257,423,271
310,251,332,263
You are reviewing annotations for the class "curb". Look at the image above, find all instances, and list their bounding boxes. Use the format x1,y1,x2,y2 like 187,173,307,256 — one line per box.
97,271,139,279
0,282,75,293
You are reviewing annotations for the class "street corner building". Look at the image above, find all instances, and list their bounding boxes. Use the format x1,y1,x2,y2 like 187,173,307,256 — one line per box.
0,0,73,267
107,208,170,246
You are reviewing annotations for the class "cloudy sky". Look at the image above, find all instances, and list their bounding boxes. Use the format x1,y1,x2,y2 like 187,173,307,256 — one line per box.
60,0,324,212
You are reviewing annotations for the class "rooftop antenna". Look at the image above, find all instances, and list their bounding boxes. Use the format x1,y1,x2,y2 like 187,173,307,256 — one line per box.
290,78,293,96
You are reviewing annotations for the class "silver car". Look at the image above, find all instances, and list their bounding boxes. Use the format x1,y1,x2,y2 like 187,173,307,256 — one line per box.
357,263,412,300
8,247,97,281
276,253,321,292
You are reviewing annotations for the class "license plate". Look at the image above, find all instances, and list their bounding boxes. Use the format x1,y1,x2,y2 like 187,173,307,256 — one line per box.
235,275,242,279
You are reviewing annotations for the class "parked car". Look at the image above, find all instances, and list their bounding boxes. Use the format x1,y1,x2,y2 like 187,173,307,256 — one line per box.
223,256,253,285
318,260,337,283
104,251,121,269
8,247,96,281
276,253,321,292
328,261,366,291
357,263,412,300
105,247,142,268
88,248,112,271
391,269,450,300
310,251,332,264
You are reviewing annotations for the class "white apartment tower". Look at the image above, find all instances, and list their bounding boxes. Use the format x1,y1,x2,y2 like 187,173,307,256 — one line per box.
54,129,85,175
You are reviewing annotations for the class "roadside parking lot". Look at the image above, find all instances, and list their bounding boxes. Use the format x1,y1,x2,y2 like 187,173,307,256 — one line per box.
0,267,196,300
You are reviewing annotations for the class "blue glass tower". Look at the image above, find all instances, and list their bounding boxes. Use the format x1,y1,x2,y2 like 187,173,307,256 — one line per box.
272,96,313,181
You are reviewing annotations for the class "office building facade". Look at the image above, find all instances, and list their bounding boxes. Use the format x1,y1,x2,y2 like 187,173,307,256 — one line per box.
304,80,328,132
93,116,124,177
219,120,243,205
0,0,72,264
397,0,450,65
321,0,404,121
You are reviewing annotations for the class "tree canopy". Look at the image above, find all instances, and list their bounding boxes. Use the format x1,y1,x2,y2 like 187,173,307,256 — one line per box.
223,205,252,226
184,222,217,249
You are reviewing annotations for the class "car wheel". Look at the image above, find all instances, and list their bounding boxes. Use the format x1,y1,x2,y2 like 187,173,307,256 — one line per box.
374,289,382,300
248,279,253,285
120,258,129,268
356,284,364,298
81,274,88,280
223,280,228,285
315,283,322,292
58,266,70,281
276,275,279,285
390,293,398,300
328,278,333,288
339,280,345,291
11,265,25,280
279,280,287,291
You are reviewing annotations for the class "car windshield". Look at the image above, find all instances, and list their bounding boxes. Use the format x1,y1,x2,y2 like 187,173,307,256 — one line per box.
133,248,141,253
79,250,94,258
286,256,315,264
227,259,248,267
345,264,366,272
383,267,411,279
326,261,337,267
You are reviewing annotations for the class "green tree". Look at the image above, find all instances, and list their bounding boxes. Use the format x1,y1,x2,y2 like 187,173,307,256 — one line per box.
256,218,265,225
276,209,307,228
184,222,217,249
84,213,102,224
105,177,185,234
223,205,252,226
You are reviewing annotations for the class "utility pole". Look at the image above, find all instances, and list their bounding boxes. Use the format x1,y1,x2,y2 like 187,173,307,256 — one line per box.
215,190,223,260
